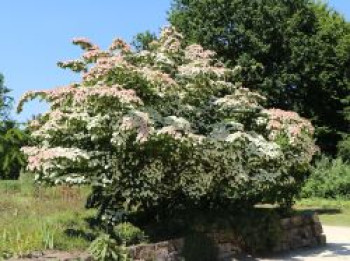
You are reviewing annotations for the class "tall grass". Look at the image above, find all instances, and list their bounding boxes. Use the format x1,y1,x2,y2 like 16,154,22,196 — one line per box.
0,173,95,259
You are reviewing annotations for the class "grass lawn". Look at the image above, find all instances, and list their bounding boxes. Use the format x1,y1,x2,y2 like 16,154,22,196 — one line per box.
0,175,95,259
295,198,350,227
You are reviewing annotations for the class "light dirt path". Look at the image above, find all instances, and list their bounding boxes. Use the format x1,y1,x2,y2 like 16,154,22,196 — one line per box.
254,226,350,261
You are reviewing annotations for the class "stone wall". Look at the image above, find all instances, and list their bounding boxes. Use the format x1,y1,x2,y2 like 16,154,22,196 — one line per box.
127,213,326,261
276,212,326,252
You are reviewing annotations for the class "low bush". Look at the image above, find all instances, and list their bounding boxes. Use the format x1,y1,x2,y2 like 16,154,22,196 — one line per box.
88,233,130,261
338,135,350,162
113,222,146,245
301,157,350,199
0,121,27,180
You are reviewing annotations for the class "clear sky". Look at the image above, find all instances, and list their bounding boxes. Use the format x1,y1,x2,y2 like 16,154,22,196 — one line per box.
0,0,349,123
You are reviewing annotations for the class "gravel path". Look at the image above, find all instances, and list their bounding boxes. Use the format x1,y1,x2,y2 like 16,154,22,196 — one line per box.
252,226,350,261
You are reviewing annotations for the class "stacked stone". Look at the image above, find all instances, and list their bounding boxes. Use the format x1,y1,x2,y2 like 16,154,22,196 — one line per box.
128,239,184,261
275,213,326,252
127,213,326,261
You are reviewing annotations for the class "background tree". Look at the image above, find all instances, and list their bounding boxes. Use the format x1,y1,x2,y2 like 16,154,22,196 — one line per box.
132,30,157,51
0,73,13,120
169,0,350,155
0,73,27,179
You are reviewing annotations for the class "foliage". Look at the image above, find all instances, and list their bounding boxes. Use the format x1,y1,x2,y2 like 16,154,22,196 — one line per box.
0,121,27,180
337,135,350,162
88,233,130,261
169,0,350,155
301,156,350,199
0,74,27,180
19,28,315,227
0,73,13,121
113,222,146,246
132,30,157,51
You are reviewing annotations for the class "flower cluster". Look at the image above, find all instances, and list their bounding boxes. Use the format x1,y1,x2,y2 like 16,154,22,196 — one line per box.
21,146,89,172
109,38,131,53
18,84,141,112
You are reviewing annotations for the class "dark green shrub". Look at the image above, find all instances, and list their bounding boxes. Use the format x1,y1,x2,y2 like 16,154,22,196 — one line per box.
338,135,350,162
0,121,27,180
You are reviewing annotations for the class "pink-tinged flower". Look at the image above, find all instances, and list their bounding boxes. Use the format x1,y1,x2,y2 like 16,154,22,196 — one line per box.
82,55,127,82
120,111,153,143
267,120,282,130
138,67,177,87
264,108,314,135
21,146,89,172
82,49,109,62
29,119,41,129
57,60,86,72
289,126,301,137
157,125,183,139
18,84,143,111
184,44,216,61
109,38,131,52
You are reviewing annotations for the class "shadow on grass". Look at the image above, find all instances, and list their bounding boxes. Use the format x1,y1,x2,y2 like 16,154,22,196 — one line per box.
63,216,99,242
64,228,95,241
295,208,342,216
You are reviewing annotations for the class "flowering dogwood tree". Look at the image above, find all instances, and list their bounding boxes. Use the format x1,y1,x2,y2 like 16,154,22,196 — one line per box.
18,27,316,224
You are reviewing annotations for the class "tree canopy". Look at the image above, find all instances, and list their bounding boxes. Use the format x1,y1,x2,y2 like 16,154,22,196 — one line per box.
169,0,350,154
19,28,315,225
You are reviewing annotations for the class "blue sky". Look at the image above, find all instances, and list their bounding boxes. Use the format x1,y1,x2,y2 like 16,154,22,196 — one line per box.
0,0,349,122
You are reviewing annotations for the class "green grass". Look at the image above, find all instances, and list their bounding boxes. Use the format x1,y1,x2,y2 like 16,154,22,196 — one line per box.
0,174,96,259
295,198,350,227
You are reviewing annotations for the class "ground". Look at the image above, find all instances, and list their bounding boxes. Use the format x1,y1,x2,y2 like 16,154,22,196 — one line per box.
255,226,350,261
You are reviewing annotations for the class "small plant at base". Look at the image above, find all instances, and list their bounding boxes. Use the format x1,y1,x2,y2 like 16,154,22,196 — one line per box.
88,233,130,261
113,222,146,246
